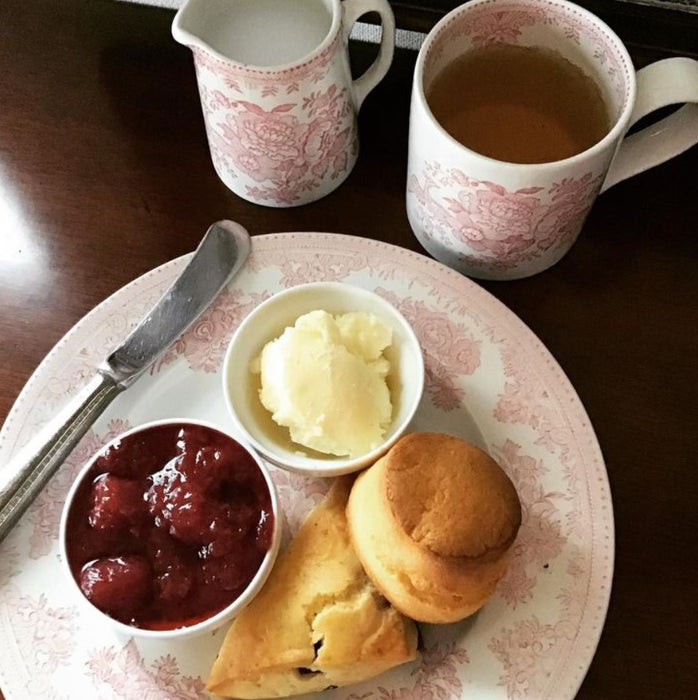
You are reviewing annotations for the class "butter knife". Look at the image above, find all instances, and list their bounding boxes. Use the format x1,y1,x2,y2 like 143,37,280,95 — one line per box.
0,220,250,543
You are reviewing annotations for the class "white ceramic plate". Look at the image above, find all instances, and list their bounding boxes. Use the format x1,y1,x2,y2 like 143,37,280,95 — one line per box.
0,233,613,700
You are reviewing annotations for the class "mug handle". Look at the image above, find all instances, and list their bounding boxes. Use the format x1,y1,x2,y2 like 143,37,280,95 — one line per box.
342,0,396,110
601,57,698,192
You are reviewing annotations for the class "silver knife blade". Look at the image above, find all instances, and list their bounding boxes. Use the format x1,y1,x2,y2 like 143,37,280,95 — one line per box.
0,220,251,542
104,220,250,386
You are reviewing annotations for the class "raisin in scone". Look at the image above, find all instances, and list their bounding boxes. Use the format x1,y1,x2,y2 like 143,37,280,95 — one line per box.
207,477,418,698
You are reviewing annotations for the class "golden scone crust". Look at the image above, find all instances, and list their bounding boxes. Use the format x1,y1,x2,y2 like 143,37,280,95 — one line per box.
347,432,521,624
207,477,418,699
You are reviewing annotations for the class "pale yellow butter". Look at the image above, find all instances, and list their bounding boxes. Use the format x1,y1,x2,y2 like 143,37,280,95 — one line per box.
254,310,393,458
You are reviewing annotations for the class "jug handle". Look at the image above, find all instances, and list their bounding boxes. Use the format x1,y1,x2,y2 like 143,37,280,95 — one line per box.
602,57,698,192
342,0,396,111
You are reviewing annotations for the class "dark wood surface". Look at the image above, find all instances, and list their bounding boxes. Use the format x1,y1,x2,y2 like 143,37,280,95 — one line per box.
1,0,696,698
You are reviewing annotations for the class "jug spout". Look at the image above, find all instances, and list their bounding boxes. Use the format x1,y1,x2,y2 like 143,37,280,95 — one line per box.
171,0,229,56
173,0,340,67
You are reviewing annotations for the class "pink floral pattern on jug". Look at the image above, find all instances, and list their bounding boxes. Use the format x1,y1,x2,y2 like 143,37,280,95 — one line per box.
194,47,357,206
408,164,603,273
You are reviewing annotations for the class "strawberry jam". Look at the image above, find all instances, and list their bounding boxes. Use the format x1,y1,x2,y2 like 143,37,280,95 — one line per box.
65,423,274,630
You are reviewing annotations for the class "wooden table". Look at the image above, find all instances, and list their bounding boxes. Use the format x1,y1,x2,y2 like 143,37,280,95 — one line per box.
1,1,696,698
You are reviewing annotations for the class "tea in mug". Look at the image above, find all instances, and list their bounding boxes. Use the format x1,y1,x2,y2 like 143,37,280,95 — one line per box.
426,44,611,164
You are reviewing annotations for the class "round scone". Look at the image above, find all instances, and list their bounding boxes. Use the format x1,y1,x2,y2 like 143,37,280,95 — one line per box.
346,432,521,623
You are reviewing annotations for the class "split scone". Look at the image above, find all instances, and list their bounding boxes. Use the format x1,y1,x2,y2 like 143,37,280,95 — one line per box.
207,476,419,698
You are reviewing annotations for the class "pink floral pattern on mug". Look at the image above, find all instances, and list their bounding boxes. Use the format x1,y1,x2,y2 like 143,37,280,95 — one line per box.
431,1,625,93
406,0,642,278
408,163,603,271
467,8,546,44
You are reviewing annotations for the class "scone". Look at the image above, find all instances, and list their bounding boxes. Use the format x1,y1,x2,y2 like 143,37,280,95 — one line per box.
207,477,418,698
346,432,521,624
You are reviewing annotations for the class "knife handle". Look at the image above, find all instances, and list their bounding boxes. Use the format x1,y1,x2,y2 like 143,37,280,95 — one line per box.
0,373,122,543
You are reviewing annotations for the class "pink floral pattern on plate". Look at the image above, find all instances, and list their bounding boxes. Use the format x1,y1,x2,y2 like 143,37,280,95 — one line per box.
380,289,482,410
153,287,271,374
0,233,613,699
0,585,79,697
85,641,205,699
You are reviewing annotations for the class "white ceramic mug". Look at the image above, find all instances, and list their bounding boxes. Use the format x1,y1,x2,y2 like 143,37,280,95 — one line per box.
406,0,698,280
173,0,395,207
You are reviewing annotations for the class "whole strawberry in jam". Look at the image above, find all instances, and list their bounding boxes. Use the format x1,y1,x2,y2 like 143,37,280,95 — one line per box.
65,423,274,630
88,473,148,534
145,449,258,557
79,556,152,621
